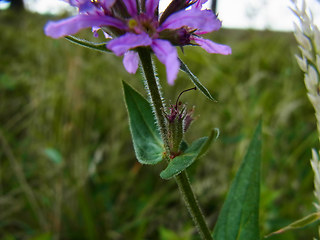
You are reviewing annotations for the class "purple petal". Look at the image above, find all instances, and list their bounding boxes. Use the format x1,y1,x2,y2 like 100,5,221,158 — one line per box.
158,8,221,33
123,51,139,74
64,0,115,9
64,0,88,7
151,39,179,85
107,33,152,56
123,0,137,16
67,0,93,12
45,15,126,39
92,26,100,38
100,0,116,8
145,0,159,17
64,0,115,12
192,0,208,9
192,37,232,55
92,27,112,38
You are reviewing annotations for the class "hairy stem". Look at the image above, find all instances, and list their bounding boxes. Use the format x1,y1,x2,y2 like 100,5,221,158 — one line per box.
138,47,212,240
175,171,213,240
138,47,170,152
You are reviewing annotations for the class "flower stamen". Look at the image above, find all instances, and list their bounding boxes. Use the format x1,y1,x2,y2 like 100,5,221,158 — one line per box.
128,19,138,29
90,0,100,7
175,87,197,108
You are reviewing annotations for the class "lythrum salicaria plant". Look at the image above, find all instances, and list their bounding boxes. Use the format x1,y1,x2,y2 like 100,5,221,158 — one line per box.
45,1,262,239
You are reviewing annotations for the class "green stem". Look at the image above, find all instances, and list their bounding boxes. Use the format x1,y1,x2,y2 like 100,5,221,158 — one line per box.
175,171,213,240
138,47,212,240
138,47,170,152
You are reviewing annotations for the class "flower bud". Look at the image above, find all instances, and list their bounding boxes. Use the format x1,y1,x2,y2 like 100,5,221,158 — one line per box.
166,102,195,158
159,28,191,46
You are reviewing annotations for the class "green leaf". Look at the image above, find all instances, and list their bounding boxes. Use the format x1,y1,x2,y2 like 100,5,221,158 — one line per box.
179,141,189,153
198,128,219,157
179,58,216,101
265,212,320,238
44,148,63,164
160,129,217,180
212,122,262,240
65,35,111,53
123,81,164,164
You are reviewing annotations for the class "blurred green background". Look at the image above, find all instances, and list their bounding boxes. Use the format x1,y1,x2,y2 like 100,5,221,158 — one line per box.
0,9,319,240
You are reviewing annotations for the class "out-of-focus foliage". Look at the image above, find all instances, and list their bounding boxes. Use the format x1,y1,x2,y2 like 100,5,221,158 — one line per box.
5,0,24,10
0,11,318,240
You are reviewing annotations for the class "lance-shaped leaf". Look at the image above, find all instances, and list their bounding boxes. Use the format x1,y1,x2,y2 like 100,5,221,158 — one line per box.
65,35,111,53
265,212,320,238
179,58,216,101
123,81,164,164
160,129,218,179
212,122,262,240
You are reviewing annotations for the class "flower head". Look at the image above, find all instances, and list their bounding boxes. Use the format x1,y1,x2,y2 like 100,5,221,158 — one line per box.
165,87,196,157
45,0,231,84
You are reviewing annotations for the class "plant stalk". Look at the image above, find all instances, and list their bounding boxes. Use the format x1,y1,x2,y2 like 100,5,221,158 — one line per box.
138,47,170,153
138,47,212,240
175,171,213,240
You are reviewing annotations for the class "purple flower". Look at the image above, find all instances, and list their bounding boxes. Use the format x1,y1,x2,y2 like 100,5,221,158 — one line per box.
45,0,231,85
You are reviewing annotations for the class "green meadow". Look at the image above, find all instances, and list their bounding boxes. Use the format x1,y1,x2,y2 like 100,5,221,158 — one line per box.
0,10,318,240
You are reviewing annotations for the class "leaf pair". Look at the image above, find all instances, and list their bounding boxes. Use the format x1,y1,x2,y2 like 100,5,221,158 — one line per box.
123,81,214,179
122,56,262,240
124,80,262,239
